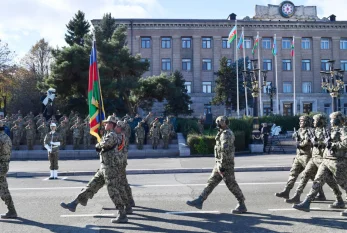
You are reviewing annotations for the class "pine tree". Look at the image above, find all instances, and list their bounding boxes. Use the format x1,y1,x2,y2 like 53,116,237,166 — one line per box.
100,13,116,41
164,70,193,116
65,10,91,46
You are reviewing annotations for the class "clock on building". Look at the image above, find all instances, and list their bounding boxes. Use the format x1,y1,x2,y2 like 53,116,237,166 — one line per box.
279,1,295,18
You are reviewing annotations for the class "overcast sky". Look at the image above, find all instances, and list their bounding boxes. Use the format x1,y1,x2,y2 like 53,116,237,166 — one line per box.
0,0,346,61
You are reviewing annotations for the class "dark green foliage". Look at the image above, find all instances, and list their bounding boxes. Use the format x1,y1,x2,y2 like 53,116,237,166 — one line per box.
164,70,193,116
176,118,200,136
65,10,90,46
259,115,299,132
100,13,116,41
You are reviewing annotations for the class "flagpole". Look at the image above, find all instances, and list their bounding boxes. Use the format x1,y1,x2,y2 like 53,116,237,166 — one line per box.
236,20,240,118
242,27,248,116
293,36,296,115
257,31,262,117
274,34,279,115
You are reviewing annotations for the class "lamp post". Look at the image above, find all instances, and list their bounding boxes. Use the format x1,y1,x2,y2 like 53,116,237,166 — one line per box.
321,60,345,112
266,81,276,115
242,59,267,144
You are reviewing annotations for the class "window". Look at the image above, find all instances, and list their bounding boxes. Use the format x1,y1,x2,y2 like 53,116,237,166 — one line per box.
182,59,191,71
263,81,272,94
283,82,292,93
141,37,151,48
340,39,347,49
161,58,171,71
321,59,330,71
282,59,292,71
303,103,313,114
321,38,330,49
202,82,212,93
202,59,212,71
302,82,312,93
344,84,347,93
227,59,232,67
202,37,212,48
184,82,192,94
222,38,231,48
324,103,331,115
161,37,171,48
282,38,291,49
302,59,311,71
341,60,347,71
283,103,293,116
344,103,347,115
263,59,272,71
262,38,271,49
263,102,271,116
244,37,252,49
302,38,311,49
140,58,151,69
182,37,191,48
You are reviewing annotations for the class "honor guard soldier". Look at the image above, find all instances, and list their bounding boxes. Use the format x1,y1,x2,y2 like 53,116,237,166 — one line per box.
44,122,61,180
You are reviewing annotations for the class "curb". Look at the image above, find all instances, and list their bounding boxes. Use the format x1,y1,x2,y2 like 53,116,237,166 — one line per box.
7,166,292,178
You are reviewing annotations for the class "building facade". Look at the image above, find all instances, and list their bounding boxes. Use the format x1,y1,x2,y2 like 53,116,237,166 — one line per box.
92,1,347,117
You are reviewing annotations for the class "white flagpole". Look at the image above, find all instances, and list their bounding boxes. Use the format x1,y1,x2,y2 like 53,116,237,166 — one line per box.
274,34,279,114
242,27,248,116
257,31,262,117
293,36,296,115
236,20,240,117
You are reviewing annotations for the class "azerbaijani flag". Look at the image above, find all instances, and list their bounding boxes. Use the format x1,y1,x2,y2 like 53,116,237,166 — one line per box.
228,25,237,44
272,36,277,56
237,31,244,50
252,35,259,55
291,37,295,57
88,41,105,142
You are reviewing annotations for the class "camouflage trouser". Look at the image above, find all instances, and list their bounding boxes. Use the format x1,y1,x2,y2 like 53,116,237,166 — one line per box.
76,166,126,209
285,154,311,190
162,135,169,149
120,162,134,206
125,136,130,149
306,158,347,201
0,164,15,209
73,137,80,150
201,165,245,202
40,136,45,148
152,137,159,148
136,138,144,150
13,138,20,150
61,134,66,149
295,157,342,197
83,135,90,149
48,151,59,170
27,138,34,150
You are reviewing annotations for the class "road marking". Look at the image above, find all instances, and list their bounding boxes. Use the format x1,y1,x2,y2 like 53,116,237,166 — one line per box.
42,177,68,181
166,211,220,215
10,186,84,191
61,213,115,218
268,208,321,211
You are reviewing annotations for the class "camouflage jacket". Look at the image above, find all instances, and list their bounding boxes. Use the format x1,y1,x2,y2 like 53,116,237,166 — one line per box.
324,126,347,159
37,124,49,137
150,127,160,138
70,124,82,138
83,124,90,137
311,127,326,159
25,125,36,139
214,128,235,170
294,127,312,157
160,123,170,136
134,125,145,139
44,131,61,153
57,123,68,136
97,130,123,167
0,131,12,171
10,126,21,137
124,123,131,138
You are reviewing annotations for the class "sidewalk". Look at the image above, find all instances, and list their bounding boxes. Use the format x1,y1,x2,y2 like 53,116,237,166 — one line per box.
8,153,295,177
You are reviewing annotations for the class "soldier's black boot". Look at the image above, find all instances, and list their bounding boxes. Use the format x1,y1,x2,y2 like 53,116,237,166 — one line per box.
329,196,345,209
292,197,311,212
60,199,78,212
285,192,301,204
125,205,133,214
314,186,326,201
1,198,18,219
275,187,290,199
129,199,135,207
111,209,128,223
231,200,247,214
341,209,347,217
186,196,204,209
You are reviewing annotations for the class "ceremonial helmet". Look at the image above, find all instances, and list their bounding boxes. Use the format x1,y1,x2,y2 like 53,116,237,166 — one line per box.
299,115,311,127
312,114,327,127
50,122,56,127
215,116,229,125
330,111,344,126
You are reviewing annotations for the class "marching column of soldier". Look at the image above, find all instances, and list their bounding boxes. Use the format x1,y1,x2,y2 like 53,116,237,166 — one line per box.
1,110,347,222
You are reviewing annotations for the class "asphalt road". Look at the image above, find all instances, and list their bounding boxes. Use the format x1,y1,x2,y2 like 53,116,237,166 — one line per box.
1,171,346,233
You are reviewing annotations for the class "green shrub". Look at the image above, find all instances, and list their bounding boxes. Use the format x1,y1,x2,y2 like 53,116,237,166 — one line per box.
234,131,246,151
176,118,200,136
259,115,299,132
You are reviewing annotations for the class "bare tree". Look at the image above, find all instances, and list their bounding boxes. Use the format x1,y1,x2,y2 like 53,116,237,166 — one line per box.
0,39,14,72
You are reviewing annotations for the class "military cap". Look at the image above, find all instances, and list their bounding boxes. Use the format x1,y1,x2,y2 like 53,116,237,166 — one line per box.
330,111,344,123
103,116,117,124
215,116,229,125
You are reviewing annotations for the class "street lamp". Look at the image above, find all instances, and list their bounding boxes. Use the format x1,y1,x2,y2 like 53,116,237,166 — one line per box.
242,59,267,143
321,60,345,112
266,81,276,115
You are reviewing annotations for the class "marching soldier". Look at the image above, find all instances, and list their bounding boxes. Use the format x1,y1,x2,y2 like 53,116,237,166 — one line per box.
10,123,21,150
44,123,61,179
25,120,36,150
186,116,247,214
293,112,347,217
160,120,170,149
60,116,129,223
134,121,145,149
0,121,18,219
275,115,325,200
149,123,160,149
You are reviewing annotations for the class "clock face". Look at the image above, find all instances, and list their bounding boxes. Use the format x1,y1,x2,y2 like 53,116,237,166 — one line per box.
279,1,295,18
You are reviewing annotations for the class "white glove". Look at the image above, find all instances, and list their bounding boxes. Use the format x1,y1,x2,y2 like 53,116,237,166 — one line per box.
44,144,51,152
51,142,61,146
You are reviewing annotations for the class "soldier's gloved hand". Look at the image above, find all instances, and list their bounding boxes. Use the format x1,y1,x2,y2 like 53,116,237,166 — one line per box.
296,142,301,149
95,147,102,152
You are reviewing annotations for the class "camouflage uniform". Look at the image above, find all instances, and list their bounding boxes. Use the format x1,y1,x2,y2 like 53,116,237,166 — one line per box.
187,116,246,214
160,121,170,149
70,122,82,150
123,120,131,149
37,122,49,149
149,124,160,149
83,122,91,149
275,116,314,199
57,121,68,150
44,130,61,172
25,124,36,150
10,125,21,150
134,122,145,149
0,122,17,218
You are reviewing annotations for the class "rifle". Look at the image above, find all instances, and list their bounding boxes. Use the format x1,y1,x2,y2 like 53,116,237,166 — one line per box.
323,127,332,155
293,127,300,142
